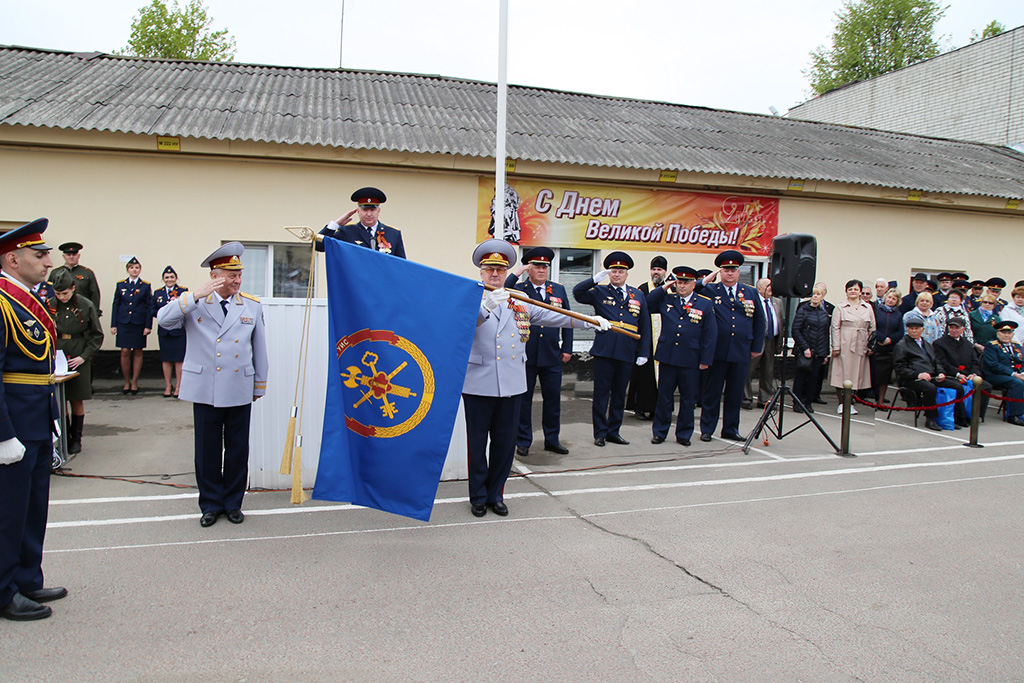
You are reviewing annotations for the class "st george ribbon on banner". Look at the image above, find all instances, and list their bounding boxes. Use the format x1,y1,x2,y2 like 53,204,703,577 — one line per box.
313,238,481,521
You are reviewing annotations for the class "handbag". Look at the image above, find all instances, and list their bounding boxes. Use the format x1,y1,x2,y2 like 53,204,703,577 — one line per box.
795,352,813,372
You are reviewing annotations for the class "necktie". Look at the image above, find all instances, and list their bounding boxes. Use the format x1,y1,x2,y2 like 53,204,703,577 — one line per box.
615,287,624,302
764,298,773,336
220,299,228,317
536,286,545,301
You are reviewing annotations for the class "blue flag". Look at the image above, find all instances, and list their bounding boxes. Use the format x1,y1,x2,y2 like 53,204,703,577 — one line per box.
313,239,480,521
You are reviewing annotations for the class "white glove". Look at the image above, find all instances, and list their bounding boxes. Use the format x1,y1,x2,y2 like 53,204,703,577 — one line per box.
482,288,510,312
0,437,26,466
594,269,612,283
636,357,649,366
591,316,612,332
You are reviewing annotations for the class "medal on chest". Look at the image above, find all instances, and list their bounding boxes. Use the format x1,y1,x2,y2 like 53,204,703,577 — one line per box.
509,300,531,342
627,296,640,317
738,292,754,317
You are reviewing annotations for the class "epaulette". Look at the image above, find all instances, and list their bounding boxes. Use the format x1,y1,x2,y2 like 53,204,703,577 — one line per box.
140,279,150,285
240,292,261,303
697,294,711,301
989,340,1000,345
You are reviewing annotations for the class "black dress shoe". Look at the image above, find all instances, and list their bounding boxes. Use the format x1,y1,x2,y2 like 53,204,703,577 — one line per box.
926,418,943,431
515,445,529,457
22,587,67,603
651,435,665,444
606,434,629,445
200,512,219,527
700,434,713,442
1007,416,1024,427
677,437,691,446
720,432,745,442
812,398,828,405
489,501,509,516
635,412,653,421
594,438,606,447
226,510,245,524
543,442,569,455
0,593,51,621
471,503,487,517
756,402,766,409
741,401,753,410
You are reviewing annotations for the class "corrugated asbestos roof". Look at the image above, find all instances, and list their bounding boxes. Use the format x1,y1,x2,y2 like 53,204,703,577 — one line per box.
2,46,1023,199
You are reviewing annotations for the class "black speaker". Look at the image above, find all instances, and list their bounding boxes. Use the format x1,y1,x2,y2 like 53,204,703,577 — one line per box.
769,234,816,298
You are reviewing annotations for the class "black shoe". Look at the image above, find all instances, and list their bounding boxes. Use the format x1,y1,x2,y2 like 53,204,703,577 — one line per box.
700,434,713,442
955,419,971,428
543,442,569,455
594,437,606,447
793,405,805,414
804,403,814,414
812,398,827,405
756,402,766,409
22,587,67,603
741,401,753,410
651,435,665,444
489,501,509,516
1006,416,1024,427
606,434,629,445
676,437,691,447
0,594,51,621
925,418,943,431
721,432,745,442
635,412,653,421
226,510,245,524
471,503,487,517
200,512,220,527
515,445,530,457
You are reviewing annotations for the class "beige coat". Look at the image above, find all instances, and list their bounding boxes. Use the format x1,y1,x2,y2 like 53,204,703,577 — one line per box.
830,300,876,390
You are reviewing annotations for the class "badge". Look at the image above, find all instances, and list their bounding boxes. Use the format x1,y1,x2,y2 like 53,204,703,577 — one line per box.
241,316,254,325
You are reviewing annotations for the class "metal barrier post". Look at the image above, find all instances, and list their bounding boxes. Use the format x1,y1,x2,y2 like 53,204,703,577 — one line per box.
965,376,983,449
840,380,853,456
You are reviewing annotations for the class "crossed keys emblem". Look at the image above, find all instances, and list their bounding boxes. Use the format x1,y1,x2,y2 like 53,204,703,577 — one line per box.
341,351,418,419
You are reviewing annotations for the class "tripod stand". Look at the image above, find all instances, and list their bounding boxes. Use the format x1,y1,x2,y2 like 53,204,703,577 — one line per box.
742,297,842,455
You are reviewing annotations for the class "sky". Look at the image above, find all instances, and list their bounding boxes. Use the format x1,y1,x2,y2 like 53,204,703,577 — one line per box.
1,0,1022,115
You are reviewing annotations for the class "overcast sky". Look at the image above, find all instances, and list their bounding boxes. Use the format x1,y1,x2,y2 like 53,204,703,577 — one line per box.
2,0,1021,115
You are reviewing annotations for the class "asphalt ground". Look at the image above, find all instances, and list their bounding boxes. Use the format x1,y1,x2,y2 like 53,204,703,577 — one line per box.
5,378,1024,682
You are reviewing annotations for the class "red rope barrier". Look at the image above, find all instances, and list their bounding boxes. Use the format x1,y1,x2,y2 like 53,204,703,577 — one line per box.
852,389,974,412
980,388,1024,403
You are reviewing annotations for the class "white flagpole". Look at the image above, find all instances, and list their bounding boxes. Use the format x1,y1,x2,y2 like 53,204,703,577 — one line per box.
494,0,509,239
339,0,346,68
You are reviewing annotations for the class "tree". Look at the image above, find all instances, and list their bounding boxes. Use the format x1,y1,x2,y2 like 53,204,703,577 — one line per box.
807,0,946,95
969,21,1005,43
119,0,237,62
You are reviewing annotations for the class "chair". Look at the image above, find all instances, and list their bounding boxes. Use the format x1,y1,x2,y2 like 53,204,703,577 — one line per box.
886,385,924,427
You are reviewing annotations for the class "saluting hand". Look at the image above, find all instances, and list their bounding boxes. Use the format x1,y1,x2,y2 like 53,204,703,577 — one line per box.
335,208,358,225
193,277,225,299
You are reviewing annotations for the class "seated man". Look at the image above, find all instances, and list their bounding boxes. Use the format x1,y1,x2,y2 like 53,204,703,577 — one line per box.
892,313,966,431
981,320,1024,427
932,316,990,424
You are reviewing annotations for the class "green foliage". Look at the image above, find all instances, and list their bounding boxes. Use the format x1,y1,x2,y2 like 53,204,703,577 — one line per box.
807,0,946,95
969,21,1006,43
118,0,236,61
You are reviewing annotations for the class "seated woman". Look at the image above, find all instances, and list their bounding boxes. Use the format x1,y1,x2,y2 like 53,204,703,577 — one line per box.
982,320,1024,426
933,288,974,345
892,313,966,431
903,291,941,343
997,286,1024,345
969,294,1001,354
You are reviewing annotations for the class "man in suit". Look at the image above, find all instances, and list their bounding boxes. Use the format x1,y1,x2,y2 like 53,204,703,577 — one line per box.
317,187,406,258
645,266,717,446
933,316,989,424
626,255,666,420
696,250,765,441
744,277,782,409
893,312,964,431
503,247,573,456
0,218,67,622
48,241,101,314
463,240,607,517
982,320,1024,426
573,252,652,447
157,242,268,527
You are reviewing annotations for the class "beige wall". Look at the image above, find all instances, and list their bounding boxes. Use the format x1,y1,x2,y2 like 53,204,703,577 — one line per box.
2,136,1022,350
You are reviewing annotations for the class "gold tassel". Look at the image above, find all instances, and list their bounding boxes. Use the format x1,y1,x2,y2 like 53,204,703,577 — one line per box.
290,436,309,504
280,408,297,474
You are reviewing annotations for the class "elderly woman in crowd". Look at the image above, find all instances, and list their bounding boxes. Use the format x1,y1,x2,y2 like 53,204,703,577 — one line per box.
933,288,974,345
831,279,876,414
998,286,1024,344
791,284,831,413
872,288,904,407
903,291,941,343
970,293,1001,353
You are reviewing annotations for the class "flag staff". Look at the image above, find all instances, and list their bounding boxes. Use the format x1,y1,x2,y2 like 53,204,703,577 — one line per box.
493,0,509,238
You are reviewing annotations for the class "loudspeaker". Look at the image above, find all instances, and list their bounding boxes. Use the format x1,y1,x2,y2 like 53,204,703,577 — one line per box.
769,234,816,298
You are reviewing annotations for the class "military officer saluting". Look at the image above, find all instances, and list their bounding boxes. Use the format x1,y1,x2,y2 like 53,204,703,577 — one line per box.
697,250,765,442
49,241,101,314
646,266,717,446
157,242,268,527
573,252,652,447
0,218,67,622
504,246,574,456
464,240,608,517
317,187,406,258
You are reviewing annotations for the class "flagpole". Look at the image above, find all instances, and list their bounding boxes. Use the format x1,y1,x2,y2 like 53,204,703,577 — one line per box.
483,283,641,340
338,0,345,68
493,0,509,239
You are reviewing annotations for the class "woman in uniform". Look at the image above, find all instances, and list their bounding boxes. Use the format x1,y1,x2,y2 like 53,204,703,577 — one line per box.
49,270,104,455
110,256,153,394
151,266,188,397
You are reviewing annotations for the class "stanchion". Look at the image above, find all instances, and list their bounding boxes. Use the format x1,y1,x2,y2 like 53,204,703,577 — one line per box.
840,380,854,456
965,376,983,449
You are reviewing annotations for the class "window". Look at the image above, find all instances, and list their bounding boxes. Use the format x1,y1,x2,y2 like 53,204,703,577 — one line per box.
240,243,314,299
